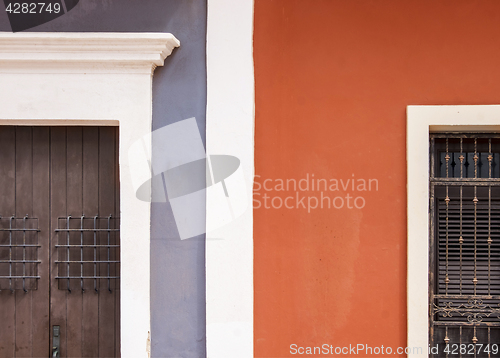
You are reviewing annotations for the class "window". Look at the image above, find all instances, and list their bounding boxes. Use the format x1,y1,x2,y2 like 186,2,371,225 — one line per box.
407,105,500,358
429,134,500,357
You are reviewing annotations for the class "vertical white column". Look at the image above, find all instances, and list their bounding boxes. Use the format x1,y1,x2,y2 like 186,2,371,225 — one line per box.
206,0,255,357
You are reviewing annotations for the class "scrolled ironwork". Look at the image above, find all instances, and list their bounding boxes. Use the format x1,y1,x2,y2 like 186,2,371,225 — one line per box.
434,298,500,323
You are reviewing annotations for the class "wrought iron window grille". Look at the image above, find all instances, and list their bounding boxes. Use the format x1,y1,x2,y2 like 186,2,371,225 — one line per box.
430,134,500,357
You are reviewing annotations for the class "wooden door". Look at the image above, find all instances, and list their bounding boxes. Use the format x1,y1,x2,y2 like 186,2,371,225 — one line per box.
0,126,120,358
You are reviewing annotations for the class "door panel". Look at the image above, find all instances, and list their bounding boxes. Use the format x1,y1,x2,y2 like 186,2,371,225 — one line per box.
32,127,51,357
81,127,99,357
50,126,69,357
65,126,85,357
15,128,35,356
97,128,118,357
0,127,14,356
0,127,50,357
0,126,120,358
0,127,27,357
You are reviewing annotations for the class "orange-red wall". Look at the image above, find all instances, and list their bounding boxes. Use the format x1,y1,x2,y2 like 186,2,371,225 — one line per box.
254,1,500,356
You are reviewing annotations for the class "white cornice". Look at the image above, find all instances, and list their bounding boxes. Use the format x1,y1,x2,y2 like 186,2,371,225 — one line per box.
0,32,180,73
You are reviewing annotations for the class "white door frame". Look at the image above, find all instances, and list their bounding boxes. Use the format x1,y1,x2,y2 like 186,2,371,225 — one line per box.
0,32,179,358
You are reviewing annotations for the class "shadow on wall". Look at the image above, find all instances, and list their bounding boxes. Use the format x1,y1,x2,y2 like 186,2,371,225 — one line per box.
0,0,185,32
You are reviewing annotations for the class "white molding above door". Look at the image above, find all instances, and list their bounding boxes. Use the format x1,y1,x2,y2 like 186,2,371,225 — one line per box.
0,32,179,73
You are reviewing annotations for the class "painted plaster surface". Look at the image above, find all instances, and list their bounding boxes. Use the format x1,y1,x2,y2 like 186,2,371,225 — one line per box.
254,1,500,357
0,1,207,357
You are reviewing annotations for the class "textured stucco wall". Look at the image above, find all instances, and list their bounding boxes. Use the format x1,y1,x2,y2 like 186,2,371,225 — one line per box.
0,2,207,357
254,1,500,357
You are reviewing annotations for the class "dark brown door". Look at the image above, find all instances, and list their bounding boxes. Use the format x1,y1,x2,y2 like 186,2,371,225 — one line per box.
0,126,120,358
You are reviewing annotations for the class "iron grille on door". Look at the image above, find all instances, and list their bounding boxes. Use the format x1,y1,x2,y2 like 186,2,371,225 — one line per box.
0,216,40,292
430,134,500,358
55,215,120,292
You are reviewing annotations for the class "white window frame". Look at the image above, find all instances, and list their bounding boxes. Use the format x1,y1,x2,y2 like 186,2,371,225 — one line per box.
407,105,500,358
0,32,179,358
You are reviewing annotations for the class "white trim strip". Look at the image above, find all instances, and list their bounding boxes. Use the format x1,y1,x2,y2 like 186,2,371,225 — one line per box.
206,0,255,357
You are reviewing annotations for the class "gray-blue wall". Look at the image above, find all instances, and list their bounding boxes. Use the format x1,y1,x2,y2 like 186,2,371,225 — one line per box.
0,2,207,357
